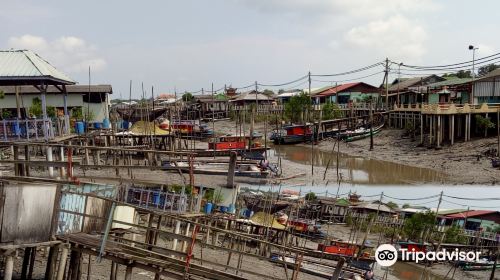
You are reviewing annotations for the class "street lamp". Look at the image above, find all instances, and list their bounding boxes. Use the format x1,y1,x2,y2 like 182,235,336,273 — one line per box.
397,62,403,106
469,45,478,104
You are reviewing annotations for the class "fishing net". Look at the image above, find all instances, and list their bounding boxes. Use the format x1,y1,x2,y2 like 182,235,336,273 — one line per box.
129,121,170,135
250,212,286,229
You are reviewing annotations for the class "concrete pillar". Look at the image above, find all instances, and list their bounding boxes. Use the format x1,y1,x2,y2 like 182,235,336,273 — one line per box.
171,220,181,252
429,116,433,145
182,223,191,253
60,147,66,178
3,255,13,280
46,146,54,177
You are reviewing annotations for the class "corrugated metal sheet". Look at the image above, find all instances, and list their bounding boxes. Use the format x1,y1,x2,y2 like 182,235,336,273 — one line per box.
1,183,57,244
474,80,500,97
58,183,116,235
0,50,74,83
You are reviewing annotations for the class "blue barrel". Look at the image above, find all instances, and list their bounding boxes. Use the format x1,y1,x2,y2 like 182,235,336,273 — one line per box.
204,203,213,214
94,122,102,129
152,192,160,205
228,204,235,213
220,206,227,213
76,122,84,134
13,121,21,136
122,121,129,129
103,118,110,128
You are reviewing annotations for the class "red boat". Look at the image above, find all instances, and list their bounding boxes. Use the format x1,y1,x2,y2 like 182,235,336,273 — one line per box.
271,124,312,144
317,240,370,257
208,134,263,150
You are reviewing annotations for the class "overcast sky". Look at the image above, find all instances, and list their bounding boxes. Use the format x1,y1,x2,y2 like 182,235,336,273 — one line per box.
1,0,498,98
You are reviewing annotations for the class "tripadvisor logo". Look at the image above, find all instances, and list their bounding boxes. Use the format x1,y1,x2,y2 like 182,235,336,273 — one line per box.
375,244,481,267
375,244,398,267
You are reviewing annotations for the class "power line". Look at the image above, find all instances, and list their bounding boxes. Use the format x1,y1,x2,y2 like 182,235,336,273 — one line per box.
443,194,500,201
311,62,384,77
257,74,309,87
312,71,384,83
383,194,441,201
400,52,500,69
441,199,500,209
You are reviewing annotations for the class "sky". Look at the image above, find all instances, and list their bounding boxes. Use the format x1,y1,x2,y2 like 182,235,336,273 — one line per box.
1,0,499,99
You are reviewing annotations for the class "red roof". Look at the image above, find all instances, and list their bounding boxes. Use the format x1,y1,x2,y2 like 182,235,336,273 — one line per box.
315,83,361,97
444,210,497,219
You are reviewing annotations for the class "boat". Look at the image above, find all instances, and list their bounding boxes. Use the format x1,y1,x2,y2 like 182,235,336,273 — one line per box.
270,124,312,144
460,258,500,271
341,123,384,142
288,219,326,240
191,147,268,157
270,254,374,279
116,107,167,123
161,161,275,178
160,120,213,138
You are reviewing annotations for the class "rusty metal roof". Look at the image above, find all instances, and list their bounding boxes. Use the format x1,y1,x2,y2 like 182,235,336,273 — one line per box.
0,49,75,85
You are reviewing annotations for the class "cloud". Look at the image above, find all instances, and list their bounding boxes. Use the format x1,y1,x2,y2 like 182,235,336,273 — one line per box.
7,34,107,73
345,15,427,61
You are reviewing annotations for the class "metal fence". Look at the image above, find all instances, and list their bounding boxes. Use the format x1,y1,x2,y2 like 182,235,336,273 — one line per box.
0,119,55,141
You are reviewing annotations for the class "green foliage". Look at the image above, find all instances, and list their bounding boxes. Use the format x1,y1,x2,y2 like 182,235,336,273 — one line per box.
475,115,495,132
1,110,12,119
262,89,275,97
29,97,56,118
386,201,399,210
403,211,436,241
0,90,4,99
182,92,194,102
284,92,311,123
444,225,467,244
203,188,224,204
71,107,84,120
322,101,342,120
170,184,193,196
402,203,411,209
478,64,500,76
305,192,317,201
442,70,472,79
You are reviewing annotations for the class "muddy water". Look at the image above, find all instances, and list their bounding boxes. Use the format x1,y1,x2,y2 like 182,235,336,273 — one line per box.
386,263,445,280
270,144,446,185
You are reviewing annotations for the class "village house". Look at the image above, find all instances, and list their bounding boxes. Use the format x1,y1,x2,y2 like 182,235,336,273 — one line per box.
229,90,275,106
311,82,380,105
440,210,500,232
386,75,446,105
472,68,500,104
408,77,472,104
189,93,229,120
302,196,350,222
0,84,112,123
349,200,396,218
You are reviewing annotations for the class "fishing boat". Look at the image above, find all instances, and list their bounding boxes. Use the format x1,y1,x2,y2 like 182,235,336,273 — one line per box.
288,219,326,239
460,258,500,271
160,120,213,138
341,123,384,142
116,107,167,122
270,254,375,279
192,133,268,157
316,240,375,269
270,124,312,144
161,161,274,178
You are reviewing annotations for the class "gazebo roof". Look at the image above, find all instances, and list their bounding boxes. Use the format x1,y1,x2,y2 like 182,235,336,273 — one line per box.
0,49,75,85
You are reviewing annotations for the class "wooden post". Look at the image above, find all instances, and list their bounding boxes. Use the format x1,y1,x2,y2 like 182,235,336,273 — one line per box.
330,257,345,280
68,250,82,280
437,115,441,148
47,146,54,177
3,255,14,280
451,115,455,145
124,266,133,280
227,152,237,188
56,245,69,280
21,247,32,280
420,113,424,145
172,220,181,253
45,245,59,280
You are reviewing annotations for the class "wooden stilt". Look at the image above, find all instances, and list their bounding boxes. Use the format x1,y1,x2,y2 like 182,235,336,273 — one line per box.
3,255,14,280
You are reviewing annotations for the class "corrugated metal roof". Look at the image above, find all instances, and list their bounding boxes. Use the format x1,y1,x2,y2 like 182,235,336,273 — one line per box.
0,85,112,94
0,49,75,84
475,68,500,82
445,210,498,219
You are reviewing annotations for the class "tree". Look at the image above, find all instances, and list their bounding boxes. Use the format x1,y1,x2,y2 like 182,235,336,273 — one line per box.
403,211,436,241
386,201,399,210
284,92,312,123
182,92,194,102
478,64,500,76
322,101,342,120
456,70,472,79
305,192,317,201
475,115,495,134
262,89,275,97
29,97,56,118
402,203,411,209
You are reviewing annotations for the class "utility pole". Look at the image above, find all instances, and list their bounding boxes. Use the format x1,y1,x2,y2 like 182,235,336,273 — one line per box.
497,108,499,157
211,84,215,158
369,101,374,151
358,192,384,258
309,71,314,176
385,58,389,109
